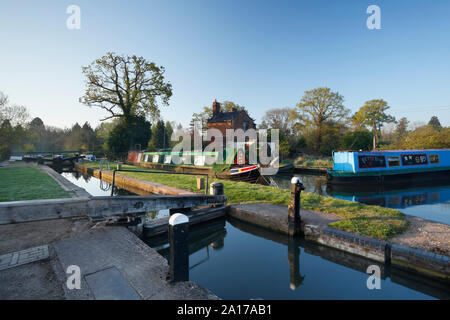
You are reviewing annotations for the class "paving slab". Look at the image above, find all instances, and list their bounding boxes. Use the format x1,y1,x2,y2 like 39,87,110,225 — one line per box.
0,245,49,271
52,225,219,300
85,267,141,300
0,218,94,255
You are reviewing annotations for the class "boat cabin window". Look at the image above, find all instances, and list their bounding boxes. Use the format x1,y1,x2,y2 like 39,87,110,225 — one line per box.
429,155,439,164
358,155,386,169
401,154,428,166
388,156,400,167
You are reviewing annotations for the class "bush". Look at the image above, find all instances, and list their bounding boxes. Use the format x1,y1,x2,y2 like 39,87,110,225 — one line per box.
340,130,372,151
391,125,450,149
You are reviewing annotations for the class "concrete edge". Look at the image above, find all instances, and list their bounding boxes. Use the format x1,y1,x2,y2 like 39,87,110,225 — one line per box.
40,165,91,198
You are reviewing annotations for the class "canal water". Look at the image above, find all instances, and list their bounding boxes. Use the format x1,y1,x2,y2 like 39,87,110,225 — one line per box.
145,218,447,300
60,171,170,218
62,170,448,300
271,173,450,225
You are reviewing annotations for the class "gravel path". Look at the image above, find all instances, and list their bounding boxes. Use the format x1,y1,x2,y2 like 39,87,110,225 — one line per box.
391,216,450,256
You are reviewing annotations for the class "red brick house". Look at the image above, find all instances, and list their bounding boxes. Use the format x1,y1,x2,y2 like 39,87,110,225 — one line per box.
206,100,256,135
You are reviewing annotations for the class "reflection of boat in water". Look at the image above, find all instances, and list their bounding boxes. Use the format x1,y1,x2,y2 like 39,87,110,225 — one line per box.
327,149,450,185
328,184,450,209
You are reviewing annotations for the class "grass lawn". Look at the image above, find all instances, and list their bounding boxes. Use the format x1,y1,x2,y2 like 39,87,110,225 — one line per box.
82,161,408,240
0,166,69,202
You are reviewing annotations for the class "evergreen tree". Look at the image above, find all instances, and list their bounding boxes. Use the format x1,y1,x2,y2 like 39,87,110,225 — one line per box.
428,116,442,130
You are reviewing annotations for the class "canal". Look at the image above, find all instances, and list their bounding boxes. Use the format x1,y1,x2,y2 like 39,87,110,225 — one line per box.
271,173,450,225
60,171,170,218
61,170,449,300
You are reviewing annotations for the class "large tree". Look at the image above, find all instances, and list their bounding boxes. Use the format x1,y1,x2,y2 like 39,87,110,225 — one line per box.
352,99,395,150
148,120,167,151
107,116,151,158
291,87,349,152
0,91,31,159
428,116,442,130
190,106,213,130
80,52,172,123
261,107,295,138
394,117,409,140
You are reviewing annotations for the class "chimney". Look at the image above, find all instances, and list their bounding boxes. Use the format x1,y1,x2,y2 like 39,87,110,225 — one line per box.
212,100,221,116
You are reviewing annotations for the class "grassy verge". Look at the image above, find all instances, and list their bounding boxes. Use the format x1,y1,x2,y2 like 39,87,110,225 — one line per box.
81,161,408,239
294,155,333,168
0,166,69,202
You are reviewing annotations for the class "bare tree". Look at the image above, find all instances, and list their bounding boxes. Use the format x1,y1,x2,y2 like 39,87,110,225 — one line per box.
0,91,29,126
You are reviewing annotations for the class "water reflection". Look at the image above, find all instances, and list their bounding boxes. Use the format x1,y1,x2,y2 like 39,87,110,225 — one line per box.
61,171,135,196
60,171,169,218
145,218,227,271
287,238,305,290
271,173,450,225
143,217,449,300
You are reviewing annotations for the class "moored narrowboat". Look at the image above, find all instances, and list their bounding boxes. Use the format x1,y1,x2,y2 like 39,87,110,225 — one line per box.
327,149,450,185
126,149,261,182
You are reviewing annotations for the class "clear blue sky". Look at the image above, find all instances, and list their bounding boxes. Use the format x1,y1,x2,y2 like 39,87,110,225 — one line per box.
1,0,449,129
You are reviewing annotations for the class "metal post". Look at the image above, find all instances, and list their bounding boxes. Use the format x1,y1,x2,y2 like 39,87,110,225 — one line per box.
288,177,305,236
210,182,224,196
197,178,205,191
110,170,117,196
169,213,189,282
210,182,224,206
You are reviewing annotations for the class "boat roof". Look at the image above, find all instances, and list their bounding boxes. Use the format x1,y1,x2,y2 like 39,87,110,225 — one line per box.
335,149,450,153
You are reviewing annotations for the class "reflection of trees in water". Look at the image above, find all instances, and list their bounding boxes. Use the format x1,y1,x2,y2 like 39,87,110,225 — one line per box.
312,177,326,196
271,174,329,196
113,187,134,196
82,174,91,183
210,238,224,250
147,210,159,220
69,171,80,180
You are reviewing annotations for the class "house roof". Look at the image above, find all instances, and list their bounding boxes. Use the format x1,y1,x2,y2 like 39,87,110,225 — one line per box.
207,110,242,123
207,109,256,124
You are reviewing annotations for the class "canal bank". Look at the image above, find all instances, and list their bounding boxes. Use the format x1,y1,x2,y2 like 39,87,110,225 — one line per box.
0,164,220,300
76,162,410,240
74,162,449,283
227,203,449,282
145,217,449,299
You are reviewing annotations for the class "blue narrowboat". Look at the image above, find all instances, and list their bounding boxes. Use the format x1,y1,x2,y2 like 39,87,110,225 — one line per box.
327,149,450,185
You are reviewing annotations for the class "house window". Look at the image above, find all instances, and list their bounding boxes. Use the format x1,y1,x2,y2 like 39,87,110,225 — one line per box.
429,155,440,164
388,156,400,167
243,120,248,131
